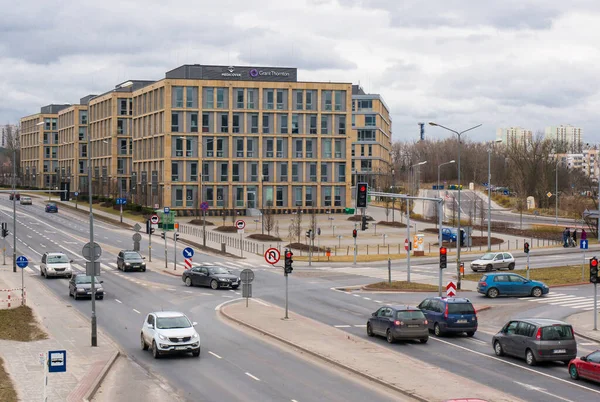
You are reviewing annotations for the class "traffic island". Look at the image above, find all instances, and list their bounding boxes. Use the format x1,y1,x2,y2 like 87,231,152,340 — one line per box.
462,265,590,287
361,281,441,292
219,299,519,402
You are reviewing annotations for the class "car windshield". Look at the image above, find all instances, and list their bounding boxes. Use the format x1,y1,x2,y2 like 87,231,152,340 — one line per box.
480,253,495,260
75,275,92,284
448,303,475,315
47,203,56,207
396,310,425,320
47,255,69,264
208,267,230,275
156,316,191,329
124,252,142,260
541,325,574,340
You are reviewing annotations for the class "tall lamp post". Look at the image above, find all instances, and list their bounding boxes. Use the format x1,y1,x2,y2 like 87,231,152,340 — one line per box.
429,122,482,290
437,160,455,227
555,160,560,227
487,140,502,251
87,120,98,346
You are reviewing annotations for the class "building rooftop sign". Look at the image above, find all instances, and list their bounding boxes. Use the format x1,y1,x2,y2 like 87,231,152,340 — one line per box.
166,64,297,82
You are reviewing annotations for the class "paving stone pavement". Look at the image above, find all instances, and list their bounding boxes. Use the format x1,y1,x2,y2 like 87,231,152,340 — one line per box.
0,268,117,402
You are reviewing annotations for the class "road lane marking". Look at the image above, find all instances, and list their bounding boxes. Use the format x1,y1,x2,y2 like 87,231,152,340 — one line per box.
115,299,122,304
214,297,244,311
429,337,600,395
353,294,361,297
374,300,383,303
133,309,141,314
245,372,260,381
27,235,32,238
581,342,598,346
184,291,193,294
222,295,234,298
515,381,575,402
40,244,46,248
363,297,371,300
334,325,351,328
353,324,366,328
208,351,222,359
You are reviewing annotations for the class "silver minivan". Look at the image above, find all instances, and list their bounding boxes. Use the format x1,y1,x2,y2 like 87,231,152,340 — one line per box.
41,252,73,278
492,318,577,365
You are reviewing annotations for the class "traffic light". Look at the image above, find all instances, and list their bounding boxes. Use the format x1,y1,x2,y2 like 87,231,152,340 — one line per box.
352,229,357,238
356,182,368,208
524,242,530,254
306,229,312,239
1,222,7,238
460,230,465,247
361,215,369,231
590,257,599,284
173,232,180,241
161,232,166,240
284,249,294,274
439,247,447,269
146,220,155,235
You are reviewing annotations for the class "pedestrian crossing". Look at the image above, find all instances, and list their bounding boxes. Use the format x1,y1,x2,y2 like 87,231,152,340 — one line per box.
310,266,448,281
522,292,600,311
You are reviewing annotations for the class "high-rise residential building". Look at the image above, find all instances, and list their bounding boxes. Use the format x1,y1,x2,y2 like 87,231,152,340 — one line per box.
130,64,352,213
20,104,70,189
351,85,392,190
545,125,583,152
496,127,533,146
555,149,599,178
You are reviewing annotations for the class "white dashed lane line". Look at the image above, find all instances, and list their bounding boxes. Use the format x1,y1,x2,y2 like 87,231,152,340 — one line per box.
133,309,141,314
245,372,260,381
115,299,122,304
208,351,222,359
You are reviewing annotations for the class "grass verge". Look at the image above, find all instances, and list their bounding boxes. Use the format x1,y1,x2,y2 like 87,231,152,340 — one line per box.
293,253,434,263
462,265,588,286
0,357,17,402
57,199,146,223
0,306,47,342
363,281,439,291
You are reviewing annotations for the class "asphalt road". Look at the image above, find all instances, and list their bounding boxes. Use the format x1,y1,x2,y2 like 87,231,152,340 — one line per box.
0,198,402,402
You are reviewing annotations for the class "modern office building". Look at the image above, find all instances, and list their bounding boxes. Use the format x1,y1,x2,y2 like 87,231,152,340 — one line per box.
351,85,392,190
130,64,353,214
545,125,583,152
496,127,533,147
20,104,70,189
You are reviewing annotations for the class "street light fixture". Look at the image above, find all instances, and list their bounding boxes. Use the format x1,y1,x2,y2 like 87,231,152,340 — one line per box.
487,139,502,251
410,161,428,196
429,122,482,290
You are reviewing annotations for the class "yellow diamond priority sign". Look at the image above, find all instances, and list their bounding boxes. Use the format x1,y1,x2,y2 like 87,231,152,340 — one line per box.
547,192,552,198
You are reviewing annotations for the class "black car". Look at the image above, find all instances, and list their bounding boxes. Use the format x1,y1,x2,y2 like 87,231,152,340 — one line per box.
182,265,240,290
69,274,104,300
367,305,429,344
117,250,146,272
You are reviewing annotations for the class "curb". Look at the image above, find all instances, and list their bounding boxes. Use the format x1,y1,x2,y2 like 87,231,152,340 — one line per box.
360,287,474,293
219,299,428,402
82,350,120,402
162,269,182,277
574,331,600,343
477,305,492,312
551,282,590,288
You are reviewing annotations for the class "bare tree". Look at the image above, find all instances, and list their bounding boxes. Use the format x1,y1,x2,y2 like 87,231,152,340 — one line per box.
231,203,237,224
264,201,275,236
221,204,227,226
288,206,303,244
274,220,280,238
384,197,391,221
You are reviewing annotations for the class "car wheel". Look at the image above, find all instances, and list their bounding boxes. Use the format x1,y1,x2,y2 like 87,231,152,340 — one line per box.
434,323,443,337
471,269,478,272
141,334,148,350
494,341,504,356
152,341,160,359
185,277,192,287
386,329,395,344
73,293,78,300
192,348,200,357
485,264,493,272
142,267,146,272
41,268,44,277
366,323,374,337
569,364,579,380
508,263,515,270
531,287,543,298
210,280,219,290
419,337,428,344
97,296,103,300
466,331,475,337
525,349,537,366
487,288,499,298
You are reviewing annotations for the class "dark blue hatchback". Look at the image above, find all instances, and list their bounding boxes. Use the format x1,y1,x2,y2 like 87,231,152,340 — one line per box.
45,202,58,213
417,297,477,337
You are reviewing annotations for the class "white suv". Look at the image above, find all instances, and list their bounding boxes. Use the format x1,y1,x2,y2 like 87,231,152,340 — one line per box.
41,252,73,278
141,311,200,359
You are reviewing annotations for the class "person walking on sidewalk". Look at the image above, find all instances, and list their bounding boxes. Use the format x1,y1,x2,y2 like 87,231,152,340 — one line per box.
572,229,578,247
582,229,587,241
564,227,571,248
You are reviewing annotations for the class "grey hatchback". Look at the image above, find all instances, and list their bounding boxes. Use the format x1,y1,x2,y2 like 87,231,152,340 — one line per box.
492,319,577,366
367,305,429,344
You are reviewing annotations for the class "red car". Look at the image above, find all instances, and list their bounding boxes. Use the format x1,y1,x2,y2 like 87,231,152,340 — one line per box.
569,350,600,383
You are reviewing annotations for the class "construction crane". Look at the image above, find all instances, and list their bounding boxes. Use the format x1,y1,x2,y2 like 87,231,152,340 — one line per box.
418,122,425,141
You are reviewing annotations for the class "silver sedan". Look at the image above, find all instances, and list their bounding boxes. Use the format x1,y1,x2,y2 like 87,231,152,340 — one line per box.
470,252,515,272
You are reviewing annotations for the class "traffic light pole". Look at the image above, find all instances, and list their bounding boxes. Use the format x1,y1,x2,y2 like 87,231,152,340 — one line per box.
284,271,289,320
164,232,168,269
438,201,443,296
148,229,152,262
526,250,530,280
406,199,411,283
595,283,597,331
583,249,586,282
353,224,357,265
173,232,177,270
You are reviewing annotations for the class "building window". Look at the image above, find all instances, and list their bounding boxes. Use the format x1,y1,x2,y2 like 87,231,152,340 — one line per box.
321,163,328,182
309,163,317,181
220,114,229,133
186,87,197,108
202,113,210,133
276,186,284,207
352,115,355,127
309,115,317,134
171,113,180,132
334,187,342,206
247,90,256,109
190,162,198,181
323,139,332,158
206,88,214,108
216,88,225,108
265,139,274,158
276,90,284,110
305,187,313,206
119,100,128,115
262,163,270,181
368,144,372,156
358,129,376,141
173,87,184,108
232,163,240,182
306,91,314,110
323,91,332,111
117,119,125,135
358,99,372,110
295,139,303,158
117,159,125,175
306,140,313,158
175,137,184,157
280,162,288,181
335,140,342,158
236,89,244,109
276,139,284,158
292,163,299,181
172,162,179,182
220,163,228,181
265,90,274,109
262,115,270,134
323,187,332,207
335,91,343,111
365,115,376,126
280,114,288,134
295,91,303,110
236,138,244,157
292,114,299,134
338,116,346,135
294,187,302,206
338,163,346,182
251,114,259,134
232,114,240,133
216,138,224,157
202,163,210,182
250,163,258,181
321,115,329,134
190,113,198,132
205,138,214,157
247,138,254,157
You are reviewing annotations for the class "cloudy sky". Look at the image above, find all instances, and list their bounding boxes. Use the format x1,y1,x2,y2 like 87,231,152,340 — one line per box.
2,0,600,143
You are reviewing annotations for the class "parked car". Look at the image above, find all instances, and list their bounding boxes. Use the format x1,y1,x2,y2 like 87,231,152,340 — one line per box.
182,265,240,289
417,297,477,337
492,319,577,366
140,311,200,358
68,274,104,300
367,305,429,344
569,350,600,383
441,227,465,245
477,273,549,298
117,250,146,272
9,192,20,201
470,252,515,272
45,202,58,213
19,196,32,205
40,252,73,278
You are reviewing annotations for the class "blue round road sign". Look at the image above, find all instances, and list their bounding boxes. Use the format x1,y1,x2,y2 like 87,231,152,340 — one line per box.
200,202,209,211
16,255,28,268
182,247,194,258
74,192,79,196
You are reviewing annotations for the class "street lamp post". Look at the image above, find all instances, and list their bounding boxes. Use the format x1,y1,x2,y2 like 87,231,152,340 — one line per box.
487,140,502,251
87,121,98,347
555,160,560,227
429,122,482,290
437,160,455,228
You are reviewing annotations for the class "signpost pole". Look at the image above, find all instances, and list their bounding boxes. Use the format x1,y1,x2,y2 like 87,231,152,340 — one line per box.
164,231,168,269
202,209,206,247
285,271,289,320
353,229,357,265
21,258,24,305
119,187,123,223
407,200,411,283
583,248,586,282
149,228,152,262
240,231,243,258
173,231,177,270
43,354,47,402
526,251,530,280
595,283,597,331
388,258,391,284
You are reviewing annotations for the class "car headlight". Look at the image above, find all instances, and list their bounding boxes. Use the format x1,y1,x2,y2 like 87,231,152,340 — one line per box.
77,288,85,292
158,334,168,341
219,278,228,282
125,263,131,266
97,287,103,292
237,277,241,282
192,333,199,339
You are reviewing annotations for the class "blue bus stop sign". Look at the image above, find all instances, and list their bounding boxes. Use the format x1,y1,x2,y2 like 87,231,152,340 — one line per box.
48,350,67,373
16,256,28,269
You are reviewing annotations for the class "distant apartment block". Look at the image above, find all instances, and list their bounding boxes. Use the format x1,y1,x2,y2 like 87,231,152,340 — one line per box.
545,125,583,152
496,127,533,146
556,149,599,178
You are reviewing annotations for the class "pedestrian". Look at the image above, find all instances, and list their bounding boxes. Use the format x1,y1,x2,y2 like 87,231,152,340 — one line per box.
572,229,577,247
564,227,570,248
582,229,587,241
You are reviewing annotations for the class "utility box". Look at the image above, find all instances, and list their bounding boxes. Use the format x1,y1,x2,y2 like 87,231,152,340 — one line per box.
469,182,475,190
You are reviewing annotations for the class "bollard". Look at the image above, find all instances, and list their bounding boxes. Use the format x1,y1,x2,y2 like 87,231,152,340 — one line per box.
508,240,510,250
367,245,369,255
388,244,390,254
388,258,392,284
377,244,380,254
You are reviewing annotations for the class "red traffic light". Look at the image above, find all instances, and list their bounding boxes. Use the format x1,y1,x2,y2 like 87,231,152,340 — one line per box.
592,258,598,267
286,252,293,259
440,247,447,255
360,186,366,192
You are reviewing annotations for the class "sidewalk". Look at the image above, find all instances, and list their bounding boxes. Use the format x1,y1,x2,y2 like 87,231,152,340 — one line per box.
566,310,600,343
220,299,522,402
0,268,177,402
